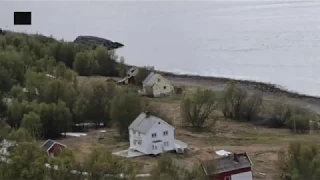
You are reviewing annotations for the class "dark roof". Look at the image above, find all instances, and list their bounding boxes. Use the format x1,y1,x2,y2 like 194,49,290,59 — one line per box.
129,112,174,134
42,139,55,150
201,152,252,176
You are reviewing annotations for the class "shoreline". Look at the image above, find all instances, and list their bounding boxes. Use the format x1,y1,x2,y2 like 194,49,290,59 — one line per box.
159,70,320,101
4,29,318,101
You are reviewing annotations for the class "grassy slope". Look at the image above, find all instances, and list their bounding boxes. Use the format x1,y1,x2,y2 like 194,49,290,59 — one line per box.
56,76,320,180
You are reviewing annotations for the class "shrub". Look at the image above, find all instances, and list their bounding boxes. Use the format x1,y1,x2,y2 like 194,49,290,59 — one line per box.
221,83,262,121
181,88,218,128
277,141,320,179
268,102,293,128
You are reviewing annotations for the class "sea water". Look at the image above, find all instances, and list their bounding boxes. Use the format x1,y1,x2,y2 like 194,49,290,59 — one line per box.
1,0,320,96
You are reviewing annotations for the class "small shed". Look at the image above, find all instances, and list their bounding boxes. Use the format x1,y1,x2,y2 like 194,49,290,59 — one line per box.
201,152,253,180
41,139,66,157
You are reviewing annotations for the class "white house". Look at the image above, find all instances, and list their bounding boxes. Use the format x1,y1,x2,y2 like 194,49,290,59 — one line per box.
139,72,174,97
128,112,186,155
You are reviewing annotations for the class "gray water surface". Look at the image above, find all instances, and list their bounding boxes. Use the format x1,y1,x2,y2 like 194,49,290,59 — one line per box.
1,0,320,96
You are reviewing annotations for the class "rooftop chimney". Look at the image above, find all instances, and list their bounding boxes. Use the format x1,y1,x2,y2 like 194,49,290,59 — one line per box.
145,111,150,118
233,153,239,163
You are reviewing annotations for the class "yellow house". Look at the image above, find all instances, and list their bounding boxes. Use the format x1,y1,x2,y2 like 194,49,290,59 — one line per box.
139,72,174,97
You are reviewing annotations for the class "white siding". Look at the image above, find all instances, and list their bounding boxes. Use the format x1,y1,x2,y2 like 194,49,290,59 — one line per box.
145,121,175,154
231,171,253,180
142,74,174,97
152,84,161,97
129,129,149,154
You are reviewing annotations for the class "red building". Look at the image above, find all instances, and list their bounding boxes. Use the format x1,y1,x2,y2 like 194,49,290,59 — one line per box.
41,139,66,157
201,152,253,180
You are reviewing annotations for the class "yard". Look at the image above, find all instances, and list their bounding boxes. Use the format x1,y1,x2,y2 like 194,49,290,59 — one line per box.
52,76,320,180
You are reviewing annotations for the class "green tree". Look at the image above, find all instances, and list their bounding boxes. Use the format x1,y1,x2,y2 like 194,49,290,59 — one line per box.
221,83,263,121
242,92,263,121
286,113,311,134
277,141,320,180
0,50,25,92
0,122,12,141
21,111,42,138
151,153,207,180
43,78,77,109
83,146,139,180
7,127,32,142
135,67,152,86
95,46,118,76
40,100,72,139
0,142,49,180
72,94,89,125
181,88,218,128
268,102,293,128
86,82,114,127
46,148,80,180
73,51,98,76
110,88,142,139
6,100,28,129
9,84,28,102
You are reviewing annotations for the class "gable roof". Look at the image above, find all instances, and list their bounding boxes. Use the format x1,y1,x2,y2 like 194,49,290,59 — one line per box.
129,112,174,134
142,72,155,85
201,152,252,176
142,72,172,87
41,139,66,152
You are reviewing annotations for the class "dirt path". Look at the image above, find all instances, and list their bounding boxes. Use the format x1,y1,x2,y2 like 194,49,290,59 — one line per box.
167,76,320,114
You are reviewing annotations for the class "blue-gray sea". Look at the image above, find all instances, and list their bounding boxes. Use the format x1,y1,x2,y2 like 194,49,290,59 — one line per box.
1,0,320,96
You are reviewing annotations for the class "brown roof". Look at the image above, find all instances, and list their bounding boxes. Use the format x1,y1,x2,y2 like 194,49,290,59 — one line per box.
201,152,252,176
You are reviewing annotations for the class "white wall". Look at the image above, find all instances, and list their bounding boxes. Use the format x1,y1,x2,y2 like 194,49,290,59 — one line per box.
143,74,174,97
231,171,253,180
154,74,174,95
129,129,149,154
152,84,161,97
145,121,175,154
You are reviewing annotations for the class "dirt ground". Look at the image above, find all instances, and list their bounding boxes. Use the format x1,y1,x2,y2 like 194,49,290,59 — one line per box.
55,76,320,180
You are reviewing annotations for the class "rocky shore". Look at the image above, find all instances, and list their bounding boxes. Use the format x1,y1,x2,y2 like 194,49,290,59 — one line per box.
160,71,320,101
73,36,124,50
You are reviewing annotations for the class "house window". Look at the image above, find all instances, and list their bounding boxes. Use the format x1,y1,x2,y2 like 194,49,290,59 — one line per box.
158,79,161,82
164,86,166,89
152,133,157,138
152,145,157,150
163,131,168,136
164,141,169,146
138,140,142,145
134,140,137,145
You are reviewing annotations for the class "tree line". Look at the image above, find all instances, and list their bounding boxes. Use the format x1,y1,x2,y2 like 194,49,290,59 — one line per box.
0,31,317,180
180,83,317,133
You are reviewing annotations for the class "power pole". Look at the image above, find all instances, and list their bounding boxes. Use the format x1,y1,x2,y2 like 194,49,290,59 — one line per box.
294,116,296,133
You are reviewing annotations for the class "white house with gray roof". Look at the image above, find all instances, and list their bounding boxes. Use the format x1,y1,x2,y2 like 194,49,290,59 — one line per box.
128,112,186,155
139,72,174,97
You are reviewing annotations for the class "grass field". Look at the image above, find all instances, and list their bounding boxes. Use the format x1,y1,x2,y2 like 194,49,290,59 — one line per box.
53,76,320,180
